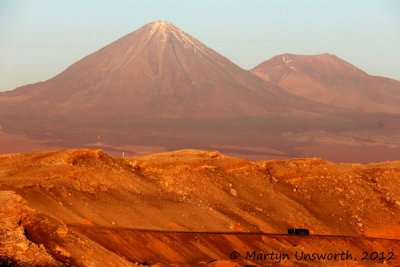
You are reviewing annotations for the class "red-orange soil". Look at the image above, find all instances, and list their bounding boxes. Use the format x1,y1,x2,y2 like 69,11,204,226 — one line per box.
0,149,399,266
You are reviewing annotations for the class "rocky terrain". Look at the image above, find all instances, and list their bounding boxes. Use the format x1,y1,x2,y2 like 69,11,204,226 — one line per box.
0,149,399,266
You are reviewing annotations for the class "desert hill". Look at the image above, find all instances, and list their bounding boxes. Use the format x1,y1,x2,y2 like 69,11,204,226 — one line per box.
251,53,400,114
0,149,399,236
0,149,399,265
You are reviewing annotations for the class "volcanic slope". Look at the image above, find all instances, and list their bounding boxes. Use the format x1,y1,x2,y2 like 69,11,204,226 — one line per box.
251,53,400,114
0,21,323,119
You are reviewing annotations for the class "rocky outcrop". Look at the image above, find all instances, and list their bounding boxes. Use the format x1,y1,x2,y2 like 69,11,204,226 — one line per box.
0,191,60,266
0,190,136,266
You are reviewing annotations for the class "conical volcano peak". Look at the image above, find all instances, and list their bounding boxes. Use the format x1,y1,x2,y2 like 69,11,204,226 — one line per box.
145,20,182,35
138,20,210,56
149,20,174,27
145,20,178,30
1,20,302,120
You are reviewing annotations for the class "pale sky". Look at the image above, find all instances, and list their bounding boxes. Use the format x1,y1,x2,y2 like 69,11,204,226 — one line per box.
0,0,399,91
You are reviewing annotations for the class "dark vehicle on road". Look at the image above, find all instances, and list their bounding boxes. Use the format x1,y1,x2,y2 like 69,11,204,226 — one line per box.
288,228,310,235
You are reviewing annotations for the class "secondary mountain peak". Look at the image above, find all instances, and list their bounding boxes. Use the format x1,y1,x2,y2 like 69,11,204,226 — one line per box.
253,53,366,79
251,53,400,113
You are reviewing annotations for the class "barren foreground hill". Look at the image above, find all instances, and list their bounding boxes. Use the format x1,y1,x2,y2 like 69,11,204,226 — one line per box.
0,149,399,266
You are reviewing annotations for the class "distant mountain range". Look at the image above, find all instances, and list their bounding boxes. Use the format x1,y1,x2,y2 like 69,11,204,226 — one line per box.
0,21,399,162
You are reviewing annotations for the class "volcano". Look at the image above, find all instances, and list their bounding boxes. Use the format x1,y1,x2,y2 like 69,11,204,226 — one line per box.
0,21,319,119
251,53,400,114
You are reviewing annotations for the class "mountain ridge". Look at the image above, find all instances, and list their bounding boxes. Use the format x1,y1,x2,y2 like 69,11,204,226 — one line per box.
251,53,400,113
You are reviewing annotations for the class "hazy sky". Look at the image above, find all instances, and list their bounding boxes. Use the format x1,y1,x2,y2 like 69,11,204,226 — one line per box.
0,0,399,91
